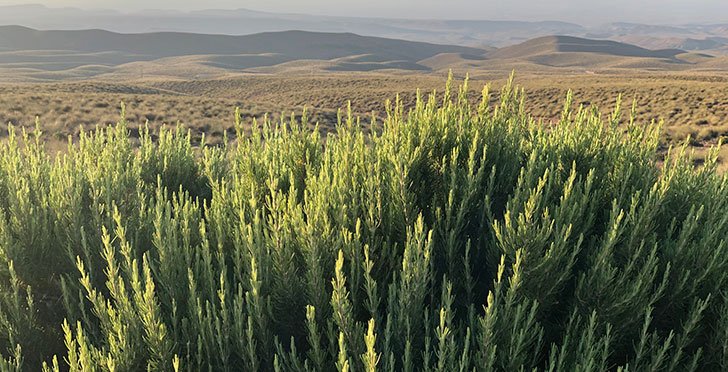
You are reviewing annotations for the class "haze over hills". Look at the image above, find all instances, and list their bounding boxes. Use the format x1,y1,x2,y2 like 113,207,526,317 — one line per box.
0,26,480,60
0,4,726,82
1,4,727,51
0,4,586,48
0,26,487,80
1,25,727,82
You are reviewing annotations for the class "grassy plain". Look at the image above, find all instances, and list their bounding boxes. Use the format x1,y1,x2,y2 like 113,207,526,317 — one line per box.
1,70,727,167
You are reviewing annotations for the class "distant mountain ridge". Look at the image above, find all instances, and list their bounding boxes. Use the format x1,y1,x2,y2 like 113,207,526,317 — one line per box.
0,26,488,79
0,26,482,60
0,5,586,47
0,25,723,82
0,4,726,52
614,35,728,52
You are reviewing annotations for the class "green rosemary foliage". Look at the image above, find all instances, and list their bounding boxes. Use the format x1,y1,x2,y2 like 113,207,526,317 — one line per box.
0,76,726,371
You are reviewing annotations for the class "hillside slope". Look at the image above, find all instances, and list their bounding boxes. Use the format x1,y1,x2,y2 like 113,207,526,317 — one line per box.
0,26,490,79
0,5,586,47
487,35,684,60
0,26,483,61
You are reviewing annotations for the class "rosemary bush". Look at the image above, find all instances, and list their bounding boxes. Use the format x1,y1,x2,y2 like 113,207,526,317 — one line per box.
0,76,727,371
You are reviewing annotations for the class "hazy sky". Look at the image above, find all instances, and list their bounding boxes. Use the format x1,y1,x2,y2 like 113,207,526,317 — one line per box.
1,1,727,24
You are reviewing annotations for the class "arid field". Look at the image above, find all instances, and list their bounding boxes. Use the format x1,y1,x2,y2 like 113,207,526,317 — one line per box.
2,70,727,167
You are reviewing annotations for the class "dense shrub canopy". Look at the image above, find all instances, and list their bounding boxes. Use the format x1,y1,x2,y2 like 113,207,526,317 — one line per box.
0,76,727,371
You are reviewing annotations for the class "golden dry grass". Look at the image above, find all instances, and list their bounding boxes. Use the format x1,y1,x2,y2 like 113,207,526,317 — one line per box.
1,70,726,164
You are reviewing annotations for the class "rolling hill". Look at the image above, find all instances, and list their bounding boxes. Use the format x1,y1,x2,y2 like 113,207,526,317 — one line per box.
487,35,684,60
614,35,728,54
2,5,727,50
0,5,586,47
0,26,482,61
459,35,707,71
0,26,487,80
0,26,725,81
